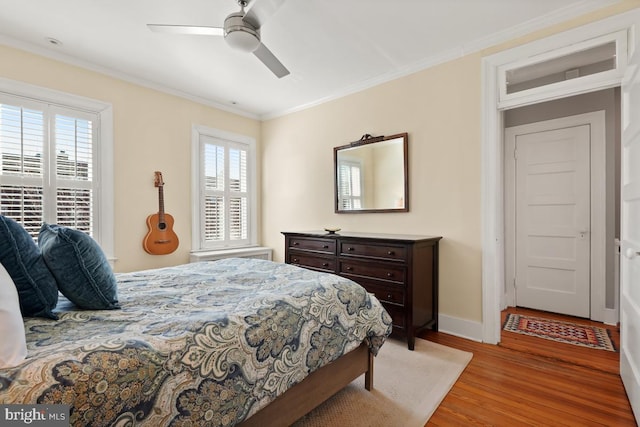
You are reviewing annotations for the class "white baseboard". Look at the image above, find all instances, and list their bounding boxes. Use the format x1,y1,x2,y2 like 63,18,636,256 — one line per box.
438,313,484,343
603,307,619,326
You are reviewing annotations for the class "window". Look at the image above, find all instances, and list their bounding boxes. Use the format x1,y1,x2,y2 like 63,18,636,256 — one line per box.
0,82,113,259
337,159,363,210
192,126,256,251
497,30,627,109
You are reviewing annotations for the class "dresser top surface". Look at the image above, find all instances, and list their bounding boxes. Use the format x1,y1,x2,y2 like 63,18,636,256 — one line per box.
282,230,442,243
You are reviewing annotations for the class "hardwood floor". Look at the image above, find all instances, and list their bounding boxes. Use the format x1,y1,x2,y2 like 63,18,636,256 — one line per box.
419,308,637,426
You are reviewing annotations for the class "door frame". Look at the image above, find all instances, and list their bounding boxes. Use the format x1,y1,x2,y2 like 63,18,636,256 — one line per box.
481,9,640,344
504,112,607,319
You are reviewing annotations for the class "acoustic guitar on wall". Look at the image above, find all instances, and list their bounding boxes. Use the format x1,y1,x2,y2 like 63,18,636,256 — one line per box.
143,171,179,255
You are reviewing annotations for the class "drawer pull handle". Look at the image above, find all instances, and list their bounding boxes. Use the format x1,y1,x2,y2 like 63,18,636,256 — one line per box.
346,266,353,271
347,247,355,251
387,251,395,255
387,294,393,299
322,262,329,267
293,242,299,246
293,258,298,263
387,272,393,277
323,245,329,249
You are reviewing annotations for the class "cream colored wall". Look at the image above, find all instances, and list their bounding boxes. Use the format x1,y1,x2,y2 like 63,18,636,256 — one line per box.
0,44,261,273
262,53,483,322
262,1,640,325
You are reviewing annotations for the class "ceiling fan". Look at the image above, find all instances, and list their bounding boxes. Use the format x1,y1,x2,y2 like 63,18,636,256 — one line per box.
147,0,289,78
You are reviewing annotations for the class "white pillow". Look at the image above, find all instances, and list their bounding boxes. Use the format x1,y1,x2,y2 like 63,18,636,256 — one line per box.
0,262,27,368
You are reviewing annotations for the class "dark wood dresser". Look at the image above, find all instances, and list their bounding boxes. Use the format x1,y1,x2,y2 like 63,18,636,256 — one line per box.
282,231,442,350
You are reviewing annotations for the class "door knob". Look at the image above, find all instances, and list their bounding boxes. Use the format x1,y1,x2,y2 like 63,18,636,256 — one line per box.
625,248,640,259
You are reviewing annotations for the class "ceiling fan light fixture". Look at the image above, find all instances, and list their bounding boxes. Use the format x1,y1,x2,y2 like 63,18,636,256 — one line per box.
224,12,260,52
225,29,260,52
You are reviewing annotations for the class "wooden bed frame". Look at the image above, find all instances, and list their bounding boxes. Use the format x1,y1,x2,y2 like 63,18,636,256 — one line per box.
239,342,374,426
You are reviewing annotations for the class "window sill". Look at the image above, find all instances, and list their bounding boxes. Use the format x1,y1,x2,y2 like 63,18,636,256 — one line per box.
189,247,273,263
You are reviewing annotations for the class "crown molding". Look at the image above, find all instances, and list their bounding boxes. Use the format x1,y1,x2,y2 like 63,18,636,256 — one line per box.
462,0,622,54
260,47,465,120
0,34,260,120
262,0,624,120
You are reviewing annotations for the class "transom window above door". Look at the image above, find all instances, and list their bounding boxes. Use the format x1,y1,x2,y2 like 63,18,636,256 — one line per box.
497,30,627,109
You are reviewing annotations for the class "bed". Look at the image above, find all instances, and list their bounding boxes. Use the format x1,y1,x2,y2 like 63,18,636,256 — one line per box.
0,257,392,426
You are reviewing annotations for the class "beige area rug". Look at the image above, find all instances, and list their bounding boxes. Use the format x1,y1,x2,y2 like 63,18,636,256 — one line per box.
293,338,473,427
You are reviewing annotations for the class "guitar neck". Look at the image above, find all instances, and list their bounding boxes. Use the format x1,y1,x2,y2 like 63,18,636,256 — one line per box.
158,185,166,224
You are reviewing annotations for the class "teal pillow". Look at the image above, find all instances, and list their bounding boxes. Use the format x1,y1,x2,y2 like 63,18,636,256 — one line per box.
38,223,119,310
0,215,58,319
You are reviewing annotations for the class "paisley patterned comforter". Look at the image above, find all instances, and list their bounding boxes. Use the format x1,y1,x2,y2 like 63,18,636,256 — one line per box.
0,258,392,426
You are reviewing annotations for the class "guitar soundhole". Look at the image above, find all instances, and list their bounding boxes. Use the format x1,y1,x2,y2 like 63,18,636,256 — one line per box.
158,223,167,231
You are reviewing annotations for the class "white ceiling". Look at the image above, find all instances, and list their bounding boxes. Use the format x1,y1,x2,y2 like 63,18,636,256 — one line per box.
0,0,620,119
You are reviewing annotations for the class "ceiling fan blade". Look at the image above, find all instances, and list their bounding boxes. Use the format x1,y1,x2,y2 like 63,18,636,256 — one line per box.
253,42,289,78
147,24,224,36
243,0,286,29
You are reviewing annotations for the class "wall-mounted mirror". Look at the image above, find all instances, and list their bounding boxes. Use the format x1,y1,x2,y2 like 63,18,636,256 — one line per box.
334,133,408,213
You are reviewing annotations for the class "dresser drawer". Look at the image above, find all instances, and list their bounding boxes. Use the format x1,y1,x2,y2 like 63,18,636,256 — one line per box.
289,237,336,254
361,281,405,306
340,260,406,283
339,241,407,261
288,252,336,273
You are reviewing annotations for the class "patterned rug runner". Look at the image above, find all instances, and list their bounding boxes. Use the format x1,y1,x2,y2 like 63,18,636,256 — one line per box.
502,313,616,352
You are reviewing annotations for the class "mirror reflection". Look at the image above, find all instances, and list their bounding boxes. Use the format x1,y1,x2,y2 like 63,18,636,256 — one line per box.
334,133,408,213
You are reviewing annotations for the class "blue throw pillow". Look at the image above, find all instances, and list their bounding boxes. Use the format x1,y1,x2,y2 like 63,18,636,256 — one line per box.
0,216,58,319
38,223,119,310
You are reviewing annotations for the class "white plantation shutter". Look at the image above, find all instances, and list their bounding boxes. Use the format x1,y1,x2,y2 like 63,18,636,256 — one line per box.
228,147,248,240
0,103,45,236
197,131,253,249
203,143,224,242
0,95,98,239
54,114,94,233
338,160,363,210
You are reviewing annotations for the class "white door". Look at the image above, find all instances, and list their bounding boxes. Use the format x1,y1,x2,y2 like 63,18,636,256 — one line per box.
620,18,640,422
514,125,591,317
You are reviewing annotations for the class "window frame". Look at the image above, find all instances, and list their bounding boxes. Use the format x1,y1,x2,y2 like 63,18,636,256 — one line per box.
191,125,257,252
497,30,627,109
0,78,114,261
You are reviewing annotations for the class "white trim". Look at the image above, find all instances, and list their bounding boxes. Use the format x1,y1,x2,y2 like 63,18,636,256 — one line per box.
603,308,619,325
0,77,115,263
0,36,259,121
438,313,484,343
607,238,622,326
98,105,115,264
481,9,640,344
191,125,258,251
189,246,272,262
481,60,504,344
504,111,607,321
264,2,622,120
498,30,627,109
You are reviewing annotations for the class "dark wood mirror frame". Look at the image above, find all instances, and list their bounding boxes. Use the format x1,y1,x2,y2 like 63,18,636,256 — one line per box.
334,132,409,213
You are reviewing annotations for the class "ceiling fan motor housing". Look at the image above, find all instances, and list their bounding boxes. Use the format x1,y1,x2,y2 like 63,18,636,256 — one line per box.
224,12,260,52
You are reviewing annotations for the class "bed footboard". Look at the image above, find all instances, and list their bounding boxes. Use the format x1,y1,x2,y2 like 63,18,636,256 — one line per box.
239,342,373,427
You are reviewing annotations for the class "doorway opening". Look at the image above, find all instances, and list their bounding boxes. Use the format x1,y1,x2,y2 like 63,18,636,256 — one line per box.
480,10,639,346
502,90,620,322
